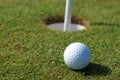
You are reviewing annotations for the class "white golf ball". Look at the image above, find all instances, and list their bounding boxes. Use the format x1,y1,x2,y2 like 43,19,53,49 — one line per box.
64,42,91,70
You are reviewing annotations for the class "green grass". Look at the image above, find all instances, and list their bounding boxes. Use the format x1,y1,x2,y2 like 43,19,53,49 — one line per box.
0,0,120,80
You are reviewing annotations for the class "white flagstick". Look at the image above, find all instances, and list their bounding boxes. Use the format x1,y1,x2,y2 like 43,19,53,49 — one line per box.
64,0,72,32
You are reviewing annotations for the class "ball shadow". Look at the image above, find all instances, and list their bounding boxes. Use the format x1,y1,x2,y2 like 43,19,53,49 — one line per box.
74,63,112,76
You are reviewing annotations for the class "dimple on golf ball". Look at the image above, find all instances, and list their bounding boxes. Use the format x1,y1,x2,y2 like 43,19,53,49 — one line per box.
64,42,91,70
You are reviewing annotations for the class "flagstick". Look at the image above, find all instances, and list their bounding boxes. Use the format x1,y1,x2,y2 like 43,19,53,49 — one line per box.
64,0,72,32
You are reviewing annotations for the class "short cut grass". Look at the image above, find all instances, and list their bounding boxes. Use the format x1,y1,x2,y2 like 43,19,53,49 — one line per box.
0,0,120,80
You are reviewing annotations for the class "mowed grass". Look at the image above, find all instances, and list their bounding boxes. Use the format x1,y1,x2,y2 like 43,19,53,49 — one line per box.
0,0,120,80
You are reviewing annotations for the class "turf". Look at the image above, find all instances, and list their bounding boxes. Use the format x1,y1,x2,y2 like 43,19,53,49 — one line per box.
0,0,120,80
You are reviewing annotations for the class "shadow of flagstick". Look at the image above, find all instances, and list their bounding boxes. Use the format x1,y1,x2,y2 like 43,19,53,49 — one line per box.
91,22,120,27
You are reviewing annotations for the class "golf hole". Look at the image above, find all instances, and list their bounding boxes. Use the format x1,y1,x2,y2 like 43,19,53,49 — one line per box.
44,15,90,32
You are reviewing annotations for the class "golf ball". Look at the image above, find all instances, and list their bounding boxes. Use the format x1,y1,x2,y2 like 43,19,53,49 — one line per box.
64,42,91,70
